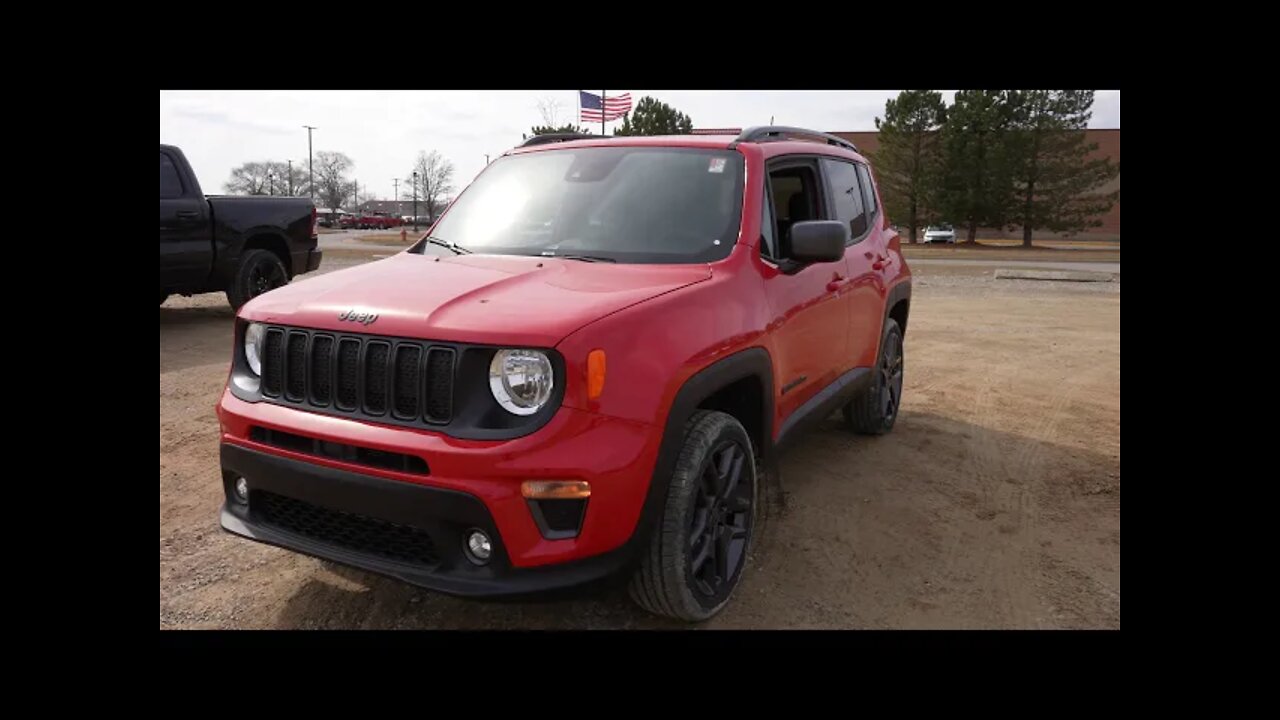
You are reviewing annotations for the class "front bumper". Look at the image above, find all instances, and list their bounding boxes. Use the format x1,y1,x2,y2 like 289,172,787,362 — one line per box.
216,389,661,596
220,443,633,596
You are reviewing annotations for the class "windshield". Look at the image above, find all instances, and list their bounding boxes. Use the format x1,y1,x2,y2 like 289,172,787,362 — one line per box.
424,146,745,263
929,224,953,231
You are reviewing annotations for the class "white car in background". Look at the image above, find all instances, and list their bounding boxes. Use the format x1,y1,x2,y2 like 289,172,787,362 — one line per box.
923,224,957,244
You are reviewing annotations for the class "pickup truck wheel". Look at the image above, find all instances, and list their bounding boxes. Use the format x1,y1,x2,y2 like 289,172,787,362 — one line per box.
227,250,288,310
844,318,903,435
629,410,757,622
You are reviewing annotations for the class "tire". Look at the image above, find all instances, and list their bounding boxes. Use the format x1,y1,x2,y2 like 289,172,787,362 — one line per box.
844,318,904,435
629,410,758,622
226,249,288,310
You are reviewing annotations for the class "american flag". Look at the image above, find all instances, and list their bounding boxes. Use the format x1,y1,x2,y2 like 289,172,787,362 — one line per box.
580,91,632,122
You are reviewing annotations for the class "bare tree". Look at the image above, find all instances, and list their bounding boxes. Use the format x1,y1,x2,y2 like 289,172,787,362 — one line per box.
536,96,564,127
224,162,272,195
224,160,311,197
403,150,455,219
313,151,355,211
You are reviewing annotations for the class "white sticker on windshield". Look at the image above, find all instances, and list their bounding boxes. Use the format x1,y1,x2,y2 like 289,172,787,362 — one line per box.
708,157,726,174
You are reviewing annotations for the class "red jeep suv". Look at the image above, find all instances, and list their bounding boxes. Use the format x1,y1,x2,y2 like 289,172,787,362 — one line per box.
217,127,912,621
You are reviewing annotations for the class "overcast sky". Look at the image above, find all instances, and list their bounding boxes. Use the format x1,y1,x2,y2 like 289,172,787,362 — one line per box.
160,90,1120,203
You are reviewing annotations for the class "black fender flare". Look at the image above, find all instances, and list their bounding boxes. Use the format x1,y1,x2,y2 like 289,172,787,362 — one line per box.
884,279,912,334
620,347,775,560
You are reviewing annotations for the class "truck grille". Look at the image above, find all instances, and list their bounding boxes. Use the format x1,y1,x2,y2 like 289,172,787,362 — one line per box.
260,326,456,425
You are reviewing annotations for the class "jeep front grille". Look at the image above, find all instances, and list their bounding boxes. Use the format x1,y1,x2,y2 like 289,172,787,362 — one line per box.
259,326,456,426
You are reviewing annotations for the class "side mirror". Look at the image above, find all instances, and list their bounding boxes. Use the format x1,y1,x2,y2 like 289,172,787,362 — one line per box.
789,220,847,264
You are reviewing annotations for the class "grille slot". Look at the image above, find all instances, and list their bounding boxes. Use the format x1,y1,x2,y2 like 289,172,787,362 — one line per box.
256,326,458,427
363,341,391,415
285,332,308,400
309,335,334,405
392,345,422,419
335,339,360,410
262,329,285,396
425,348,455,423
254,490,440,567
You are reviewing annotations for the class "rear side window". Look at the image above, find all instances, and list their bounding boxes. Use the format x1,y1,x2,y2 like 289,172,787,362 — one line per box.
821,159,867,242
160,153,183,199
856,163,878,216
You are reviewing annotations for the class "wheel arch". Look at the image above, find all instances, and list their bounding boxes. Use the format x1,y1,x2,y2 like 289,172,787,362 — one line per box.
242,232,294,277
625,347,775,559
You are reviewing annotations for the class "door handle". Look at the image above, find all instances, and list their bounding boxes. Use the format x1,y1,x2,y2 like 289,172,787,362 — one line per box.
176,210,199,220
826,276,849,293
872,253,893,271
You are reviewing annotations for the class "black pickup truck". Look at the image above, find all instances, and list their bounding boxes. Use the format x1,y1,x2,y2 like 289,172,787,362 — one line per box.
160,144,322,308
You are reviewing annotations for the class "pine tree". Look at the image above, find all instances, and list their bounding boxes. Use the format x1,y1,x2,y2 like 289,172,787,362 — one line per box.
529,124,588,136
872,91,948,243
1006,91,1119,246
613,97,693,136
937,90,1019,243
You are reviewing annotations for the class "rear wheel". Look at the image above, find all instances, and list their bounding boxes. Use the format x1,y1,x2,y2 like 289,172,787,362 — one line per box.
629,410,757,622
226,249,288,310
844,318,904,435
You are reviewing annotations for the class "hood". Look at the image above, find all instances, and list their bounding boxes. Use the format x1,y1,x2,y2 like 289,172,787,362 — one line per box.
241,251,712,347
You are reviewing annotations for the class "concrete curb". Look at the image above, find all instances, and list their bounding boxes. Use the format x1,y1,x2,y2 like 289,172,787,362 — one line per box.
994,268,1116,282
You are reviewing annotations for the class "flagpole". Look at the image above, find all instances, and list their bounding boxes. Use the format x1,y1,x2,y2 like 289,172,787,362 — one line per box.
576,90,581,132
601,89,606,136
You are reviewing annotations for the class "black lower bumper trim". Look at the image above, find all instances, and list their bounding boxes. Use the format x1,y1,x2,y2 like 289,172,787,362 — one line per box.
219,442,632,597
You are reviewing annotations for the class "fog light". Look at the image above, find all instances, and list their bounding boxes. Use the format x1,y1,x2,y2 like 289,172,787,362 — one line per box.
233,477,250,504
465,529,492,565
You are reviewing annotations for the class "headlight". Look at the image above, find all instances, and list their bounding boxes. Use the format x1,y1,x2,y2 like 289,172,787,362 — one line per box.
244,322,266,376
489,349,554,416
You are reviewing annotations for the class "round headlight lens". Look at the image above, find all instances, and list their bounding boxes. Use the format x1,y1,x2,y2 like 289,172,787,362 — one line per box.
489,349,554,416
244,322,266,376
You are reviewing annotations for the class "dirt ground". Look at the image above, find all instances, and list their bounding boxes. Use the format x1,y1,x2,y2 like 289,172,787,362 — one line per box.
159,254,1120,629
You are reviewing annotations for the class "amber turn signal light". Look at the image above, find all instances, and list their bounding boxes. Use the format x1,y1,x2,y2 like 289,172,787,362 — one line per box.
521,480,592,500
587,349,606,400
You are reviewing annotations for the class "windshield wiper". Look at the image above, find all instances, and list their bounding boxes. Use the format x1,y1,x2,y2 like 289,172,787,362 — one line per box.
546,253,616,263
422,236,470,254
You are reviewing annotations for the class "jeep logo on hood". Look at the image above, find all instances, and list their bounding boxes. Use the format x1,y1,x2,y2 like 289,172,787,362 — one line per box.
338,309,378,325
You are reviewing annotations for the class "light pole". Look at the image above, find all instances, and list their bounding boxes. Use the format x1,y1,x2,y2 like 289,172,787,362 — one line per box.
303,125,317,201
268,172,275,196
413,171,419,232
287,159,293,196
393,178,400,218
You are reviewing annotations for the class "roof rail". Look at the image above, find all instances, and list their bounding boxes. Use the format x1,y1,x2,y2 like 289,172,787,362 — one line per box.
519,132,607,148
732,126,859,153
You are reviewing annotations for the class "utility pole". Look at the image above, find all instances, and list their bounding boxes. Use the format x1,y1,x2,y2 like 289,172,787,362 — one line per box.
601,89,606,136
268,172,275,196
287,159,293,195
393,178,400,217
303,125,317,202
485,154,490,165
413,171,419,232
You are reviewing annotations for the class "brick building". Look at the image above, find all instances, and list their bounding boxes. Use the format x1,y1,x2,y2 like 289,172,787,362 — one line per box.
692,128,1121,241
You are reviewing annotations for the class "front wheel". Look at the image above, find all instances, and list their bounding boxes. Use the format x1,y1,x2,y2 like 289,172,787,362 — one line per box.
629,410,757,622
844,317,904,435
226,249,288,310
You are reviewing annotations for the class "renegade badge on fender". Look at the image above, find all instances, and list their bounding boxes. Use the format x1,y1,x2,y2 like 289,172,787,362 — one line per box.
217,127,912,621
